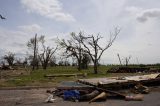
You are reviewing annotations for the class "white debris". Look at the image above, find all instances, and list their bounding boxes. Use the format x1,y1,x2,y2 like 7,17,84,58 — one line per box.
45,94,56,103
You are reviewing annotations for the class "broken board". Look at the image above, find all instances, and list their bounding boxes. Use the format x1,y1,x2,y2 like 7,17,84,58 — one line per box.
78,73,160,90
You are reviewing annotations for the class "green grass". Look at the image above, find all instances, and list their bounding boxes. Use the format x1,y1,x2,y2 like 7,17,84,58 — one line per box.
0,66,111,87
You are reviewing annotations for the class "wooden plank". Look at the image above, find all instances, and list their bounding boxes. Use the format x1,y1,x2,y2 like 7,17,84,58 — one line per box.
44,73,87,78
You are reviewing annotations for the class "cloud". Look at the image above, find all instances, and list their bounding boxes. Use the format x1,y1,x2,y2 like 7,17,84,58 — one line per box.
0,24,42,56
12,42,25,47
21,0,75,22
137,8,160,22
0,30,27,56
125,6,142,14
18,24,42,33
0,23,56,57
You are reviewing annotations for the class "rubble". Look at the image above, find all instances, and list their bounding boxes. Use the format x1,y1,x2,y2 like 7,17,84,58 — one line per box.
78,73,160,90
108,67,150,73
133,83,150,94
79,90,100,101
63,90,80,101
45,94,56,103
45,73,160,103
108,66,160,73
125,94,144,101
0,65,14,70
89,92,107,103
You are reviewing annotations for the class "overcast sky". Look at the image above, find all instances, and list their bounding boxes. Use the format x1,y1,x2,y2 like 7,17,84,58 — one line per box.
0,0,160,64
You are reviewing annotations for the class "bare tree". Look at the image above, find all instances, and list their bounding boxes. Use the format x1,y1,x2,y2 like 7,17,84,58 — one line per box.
117,53,122,65
3,52,15,66
27,34,39,70
125,56,131,66
57,32,85,71
79,28,120,74
38,47,57,69
38,36,58,70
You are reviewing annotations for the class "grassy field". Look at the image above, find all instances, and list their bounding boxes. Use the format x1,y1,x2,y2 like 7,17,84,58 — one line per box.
0,65,159,87
0,66,110,87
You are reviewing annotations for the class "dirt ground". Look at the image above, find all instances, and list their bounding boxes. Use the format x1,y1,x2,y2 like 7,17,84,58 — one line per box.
0,87,160,106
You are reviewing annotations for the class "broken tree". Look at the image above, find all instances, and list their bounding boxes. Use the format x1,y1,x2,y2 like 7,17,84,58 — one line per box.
79,27,120,74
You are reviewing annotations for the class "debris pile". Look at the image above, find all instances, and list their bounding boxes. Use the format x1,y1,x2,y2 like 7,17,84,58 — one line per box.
108,66,160,73
133,83,150,94
0,65,14,70
45,73,160,103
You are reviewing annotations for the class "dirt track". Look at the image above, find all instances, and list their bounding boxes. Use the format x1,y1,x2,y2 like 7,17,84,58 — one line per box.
0,87,160,106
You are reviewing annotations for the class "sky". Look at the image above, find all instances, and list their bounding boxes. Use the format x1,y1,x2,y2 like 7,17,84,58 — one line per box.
0,0,160,64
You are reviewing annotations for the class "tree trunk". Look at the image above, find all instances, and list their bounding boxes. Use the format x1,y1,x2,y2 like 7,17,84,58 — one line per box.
36,61,39,69
43,62,48,70
32,34,37,70
43,64,47,70
78,59,81,71
94,60,98,74
126,58,128,66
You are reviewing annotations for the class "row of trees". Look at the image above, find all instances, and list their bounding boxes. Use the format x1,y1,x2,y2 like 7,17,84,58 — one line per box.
0,51,73,68
1,28,120,74
0,52,27,67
